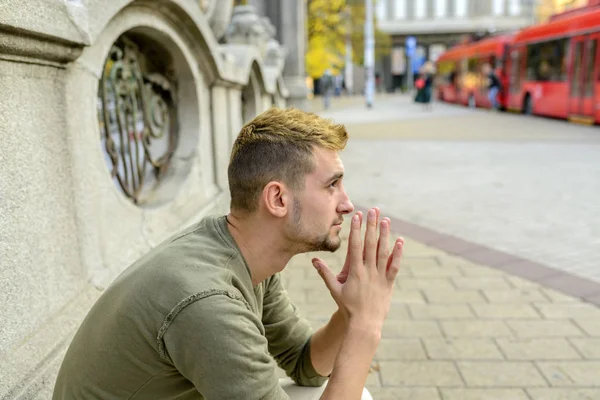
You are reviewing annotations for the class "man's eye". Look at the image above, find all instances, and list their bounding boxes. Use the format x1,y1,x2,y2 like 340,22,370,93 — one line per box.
329,180,338,188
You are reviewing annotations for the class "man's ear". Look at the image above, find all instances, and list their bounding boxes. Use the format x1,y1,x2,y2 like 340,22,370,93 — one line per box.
261,181,290,218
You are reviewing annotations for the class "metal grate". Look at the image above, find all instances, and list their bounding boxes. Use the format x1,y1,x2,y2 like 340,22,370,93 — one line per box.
97,36,178,205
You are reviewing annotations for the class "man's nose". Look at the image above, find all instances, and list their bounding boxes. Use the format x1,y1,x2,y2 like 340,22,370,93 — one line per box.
338,192,354,215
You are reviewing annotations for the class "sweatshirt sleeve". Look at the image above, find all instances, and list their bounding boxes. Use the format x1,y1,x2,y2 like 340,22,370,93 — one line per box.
261,274,328,387
161,292,290,400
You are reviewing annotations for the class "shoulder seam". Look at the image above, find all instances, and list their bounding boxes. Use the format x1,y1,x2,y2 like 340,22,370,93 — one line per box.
156,288,252,359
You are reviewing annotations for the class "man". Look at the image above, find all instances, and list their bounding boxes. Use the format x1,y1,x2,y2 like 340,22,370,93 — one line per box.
53,108,404,399
482,63,502,110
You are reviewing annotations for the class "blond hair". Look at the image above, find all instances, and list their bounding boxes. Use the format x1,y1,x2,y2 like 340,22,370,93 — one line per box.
228,107,348,212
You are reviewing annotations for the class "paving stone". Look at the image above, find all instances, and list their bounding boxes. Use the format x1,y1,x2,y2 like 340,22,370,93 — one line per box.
365,387,441,400
568,338,600,359
441,388,530,400
534,303,600,319
457,265,506,277
541,288,581,303
471,304,542,319
507,320,585,338
365,369,381,387
527,388,600,400
496,338,582,360
506,276,544,289
423,289,486,304
451,277,512,290
423,338,504,360
382,320,443,338
408,304,474,320
409,266,464,278
397,278,455,290
482,289,549,303
573,319,600,336
441,321,513,338
537,361,600,386
403,257,441,268
375,338,427,360
457,362,548,387
379,361,463,386
392,289,427,304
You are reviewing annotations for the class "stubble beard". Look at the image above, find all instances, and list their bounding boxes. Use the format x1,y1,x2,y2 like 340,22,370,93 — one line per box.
292,197,341,253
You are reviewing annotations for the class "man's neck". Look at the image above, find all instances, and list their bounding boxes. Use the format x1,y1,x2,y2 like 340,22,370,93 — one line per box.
225,212,295,286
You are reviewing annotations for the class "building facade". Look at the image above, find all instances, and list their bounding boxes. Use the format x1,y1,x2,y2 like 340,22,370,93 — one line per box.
0,1,305,398
376,0,535,90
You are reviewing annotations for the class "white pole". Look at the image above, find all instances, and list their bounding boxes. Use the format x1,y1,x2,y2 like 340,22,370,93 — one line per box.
345,8,354,95
364,0,375,108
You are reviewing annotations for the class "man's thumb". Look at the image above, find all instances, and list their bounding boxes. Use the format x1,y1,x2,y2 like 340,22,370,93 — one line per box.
312,258,337,292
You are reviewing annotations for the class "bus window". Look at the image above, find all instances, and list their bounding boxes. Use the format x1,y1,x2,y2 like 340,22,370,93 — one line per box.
510,50,521,93
584,39,597,97
571,41,583,97
526,39,568,82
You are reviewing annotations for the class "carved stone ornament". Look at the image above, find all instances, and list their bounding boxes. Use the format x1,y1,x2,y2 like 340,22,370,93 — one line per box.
225,5,273,55
205,0,234,41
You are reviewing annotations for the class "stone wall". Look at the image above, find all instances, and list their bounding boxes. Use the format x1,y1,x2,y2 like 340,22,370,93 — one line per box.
0,1,295,397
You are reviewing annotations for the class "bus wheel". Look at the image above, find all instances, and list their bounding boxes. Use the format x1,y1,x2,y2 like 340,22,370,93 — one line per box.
523,94,533,115
468,94,476,108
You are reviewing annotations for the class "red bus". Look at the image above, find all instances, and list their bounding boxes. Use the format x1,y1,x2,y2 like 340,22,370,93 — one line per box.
436,34,514,110
506,8,600,124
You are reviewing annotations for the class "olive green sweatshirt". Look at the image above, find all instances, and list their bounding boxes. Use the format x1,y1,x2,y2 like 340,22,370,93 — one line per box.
53,215,327,399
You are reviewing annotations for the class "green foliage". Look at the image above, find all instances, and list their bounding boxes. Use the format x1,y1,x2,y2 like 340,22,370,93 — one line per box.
305,0,392,78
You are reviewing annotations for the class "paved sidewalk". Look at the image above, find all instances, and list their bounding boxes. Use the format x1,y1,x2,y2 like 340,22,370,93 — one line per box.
280,219,600,400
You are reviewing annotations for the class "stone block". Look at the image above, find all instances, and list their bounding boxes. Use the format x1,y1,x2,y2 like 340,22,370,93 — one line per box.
423,338,504,360
423,289,486,304
379,361,463,386
527,389,600,400
441,389,530,400
483,289,549,303
507,320,585,338
573,319,600,336
375,339,427,360
471,304,541,319
495,338,581,360
382,320,443,338
537,362,600,386
408,304,474,320
534,304,600,319
397,278,455,290
457,362,548,387
451,277,512,290
569,338,600,359
365,387,441,400
440,321,513,338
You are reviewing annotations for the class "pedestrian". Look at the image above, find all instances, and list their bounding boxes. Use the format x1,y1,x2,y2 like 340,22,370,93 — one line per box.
482,63,502,110
414,61,435,110
320,69,334,110
53,107,405,400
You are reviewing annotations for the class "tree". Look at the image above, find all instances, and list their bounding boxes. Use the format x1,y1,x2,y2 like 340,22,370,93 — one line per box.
305,0,392,78
306,0,347,78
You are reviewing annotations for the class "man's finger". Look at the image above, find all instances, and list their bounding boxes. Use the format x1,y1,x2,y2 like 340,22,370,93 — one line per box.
363,209,378,268
340,211,362,281
386,238,405,282
348,213,363,275
377,219,391,274
313,258,339,295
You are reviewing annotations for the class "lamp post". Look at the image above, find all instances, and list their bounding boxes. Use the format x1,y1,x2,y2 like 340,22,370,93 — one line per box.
364,0,375,108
